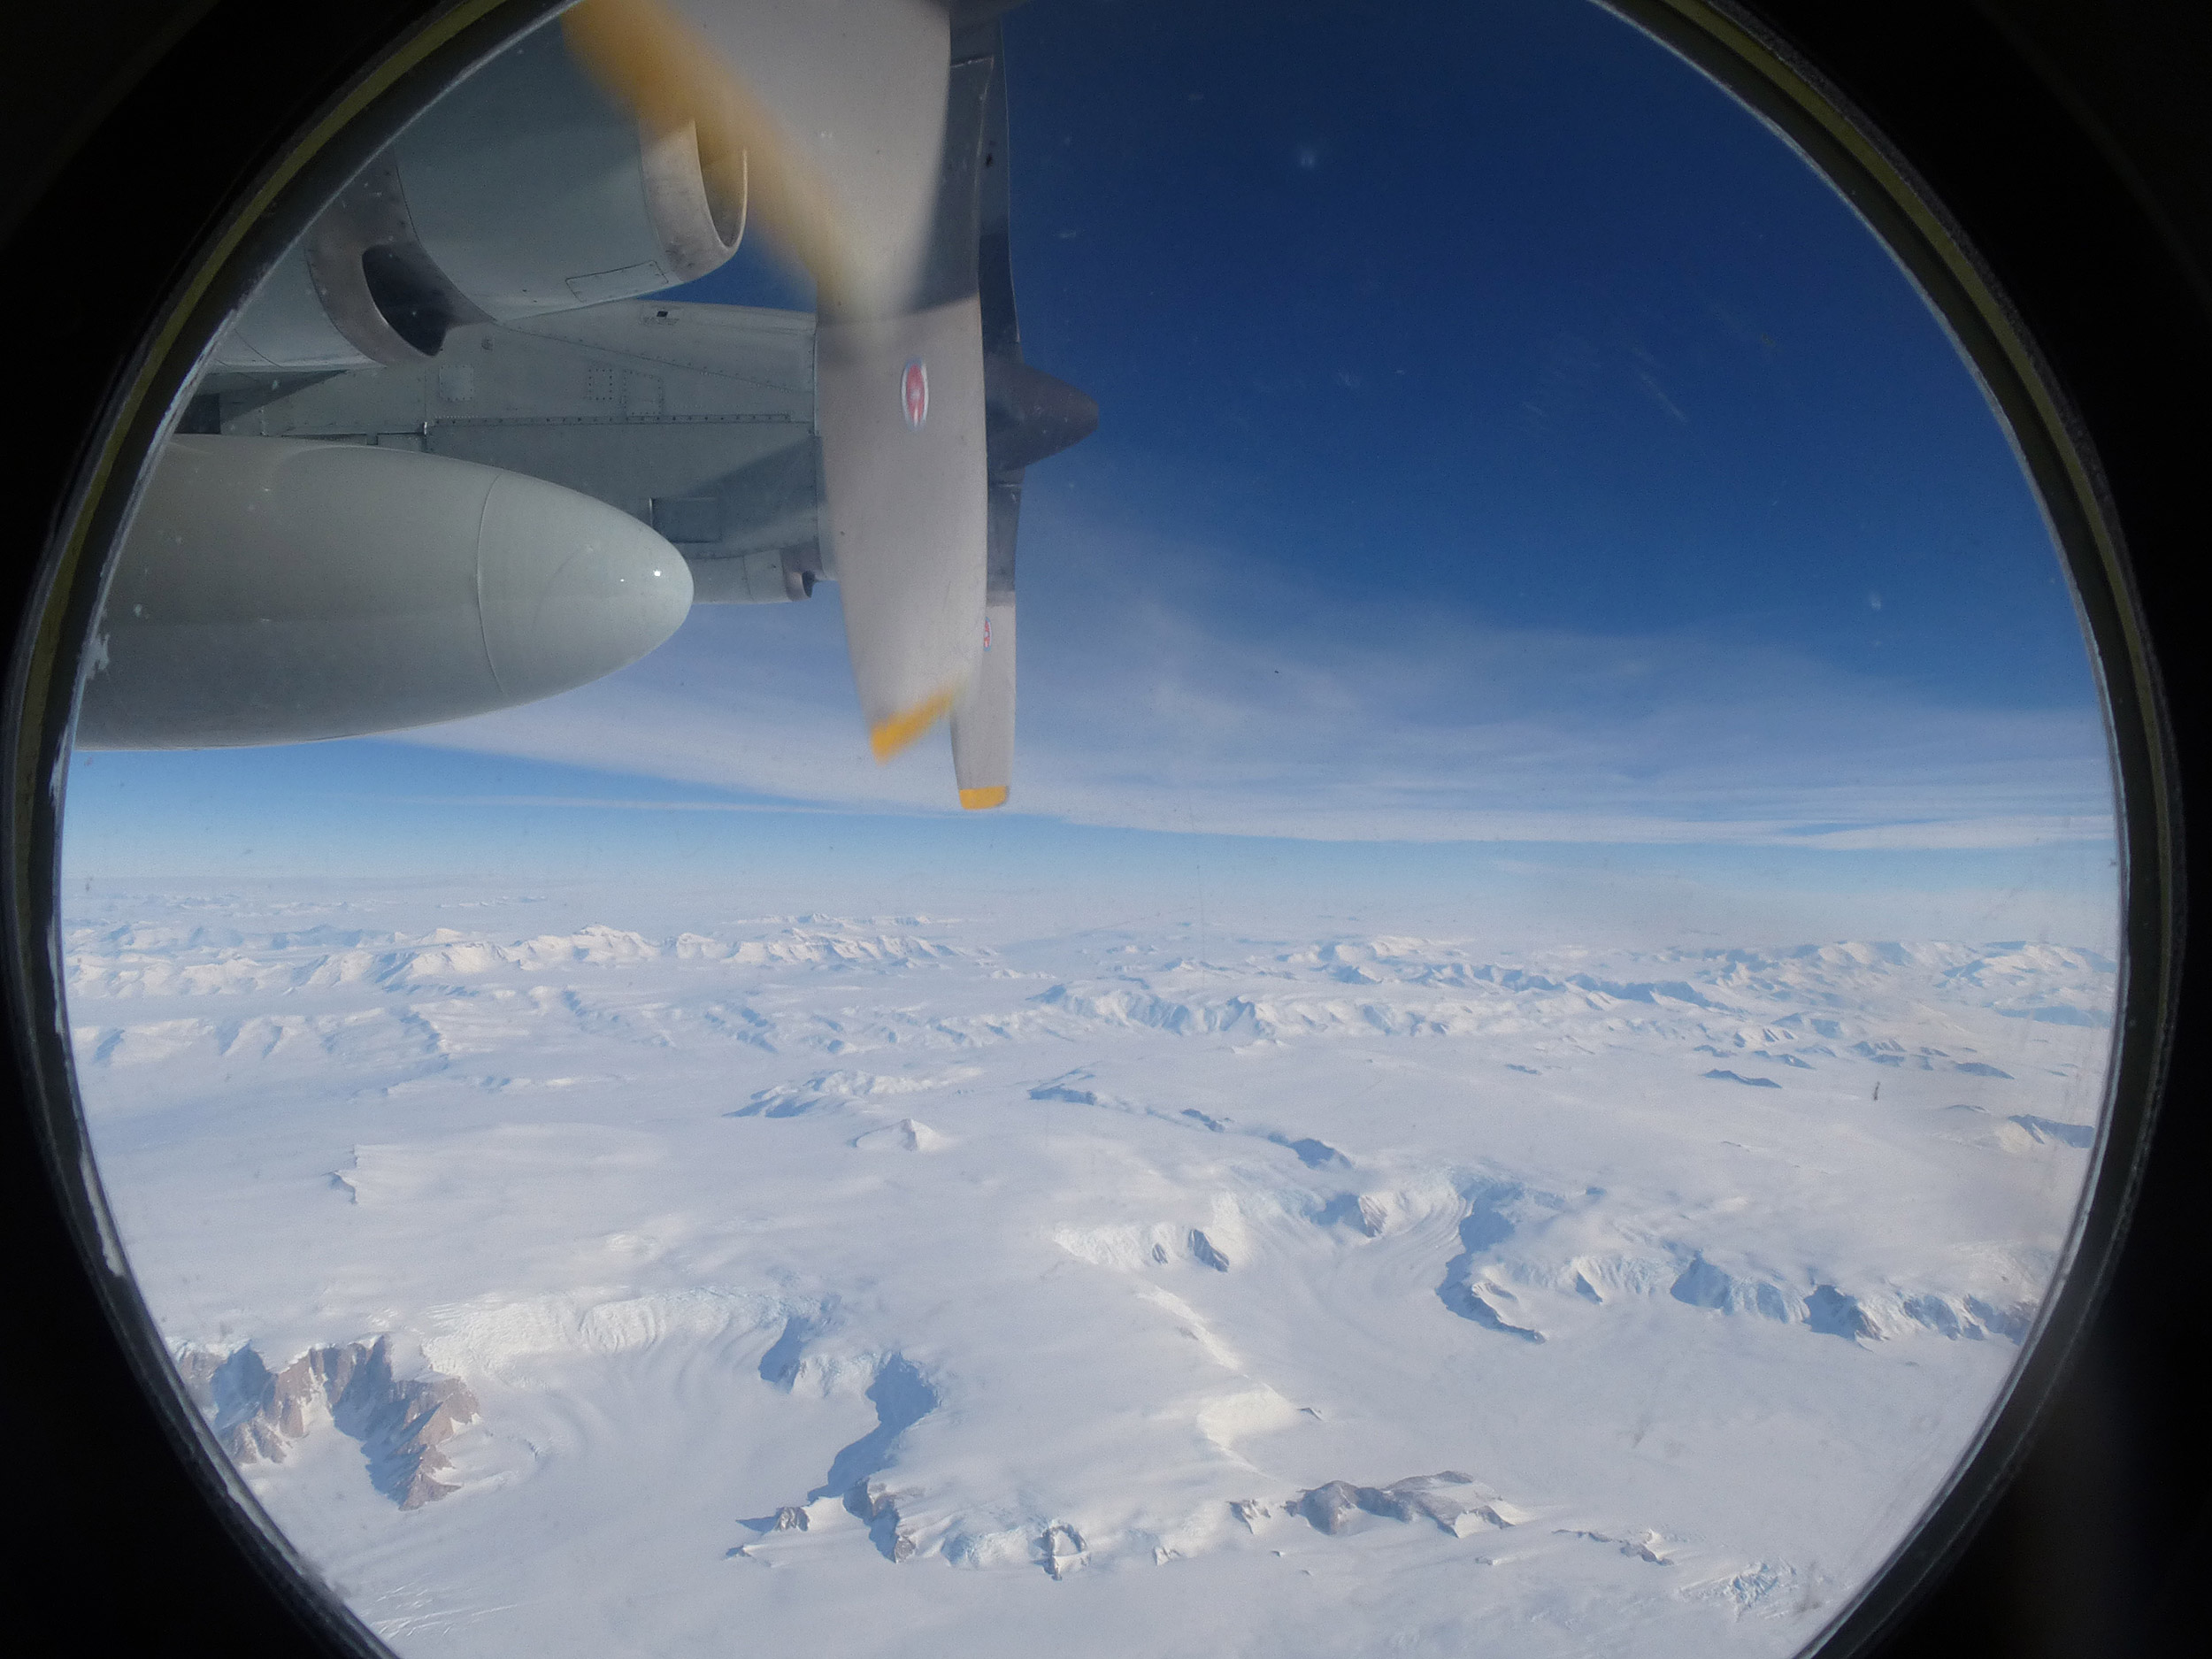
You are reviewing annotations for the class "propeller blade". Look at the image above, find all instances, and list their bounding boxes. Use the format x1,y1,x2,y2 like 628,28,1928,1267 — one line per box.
818,296,989,758
817,46,994,761
568,4,1067,784
564,0,951,317
950,479,1020,806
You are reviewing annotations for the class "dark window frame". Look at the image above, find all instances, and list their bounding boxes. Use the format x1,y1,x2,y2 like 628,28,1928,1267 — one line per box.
3,4,2202,1655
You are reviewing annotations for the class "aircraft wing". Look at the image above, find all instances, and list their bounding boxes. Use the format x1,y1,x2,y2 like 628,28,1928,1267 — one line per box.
92,0,1094,810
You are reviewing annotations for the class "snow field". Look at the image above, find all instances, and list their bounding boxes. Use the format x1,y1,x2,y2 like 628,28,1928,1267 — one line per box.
65,886,2113,1659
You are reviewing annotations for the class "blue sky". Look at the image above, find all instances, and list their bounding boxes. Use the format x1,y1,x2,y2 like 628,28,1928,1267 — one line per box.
64,0,2116,943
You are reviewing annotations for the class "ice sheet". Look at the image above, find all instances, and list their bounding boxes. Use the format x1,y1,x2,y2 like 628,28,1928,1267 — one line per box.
66,884,2114,1659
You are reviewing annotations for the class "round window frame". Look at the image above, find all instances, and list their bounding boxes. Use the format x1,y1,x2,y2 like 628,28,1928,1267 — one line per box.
0,3,2187,1656
1591,12,2179,1655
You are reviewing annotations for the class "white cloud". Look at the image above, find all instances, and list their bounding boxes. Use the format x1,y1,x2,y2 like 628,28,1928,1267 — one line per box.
391,516,2116,853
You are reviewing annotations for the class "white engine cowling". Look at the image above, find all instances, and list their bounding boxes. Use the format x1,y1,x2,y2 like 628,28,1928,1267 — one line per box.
211,21,743,371
391,20,742,321
77,435,694,748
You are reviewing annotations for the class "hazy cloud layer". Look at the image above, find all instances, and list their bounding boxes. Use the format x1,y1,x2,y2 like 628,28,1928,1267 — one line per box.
396,519,2114,852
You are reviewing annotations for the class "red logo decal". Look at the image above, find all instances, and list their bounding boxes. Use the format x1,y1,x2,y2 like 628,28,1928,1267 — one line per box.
982,616,992,651
902,358,928,430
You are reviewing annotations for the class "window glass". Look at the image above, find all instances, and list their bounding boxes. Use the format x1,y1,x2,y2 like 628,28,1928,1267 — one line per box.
61,2,2119,1655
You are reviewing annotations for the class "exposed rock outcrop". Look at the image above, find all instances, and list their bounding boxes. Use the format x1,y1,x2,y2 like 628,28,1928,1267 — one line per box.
175,1335,478,1508
844,1480,918,1562
1296,1471,1514,1537
1557,1527,1669,1563
1187,1229,1231,1271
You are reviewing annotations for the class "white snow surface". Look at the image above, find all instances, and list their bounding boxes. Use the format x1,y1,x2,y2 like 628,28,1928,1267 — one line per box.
65,885,2115,1659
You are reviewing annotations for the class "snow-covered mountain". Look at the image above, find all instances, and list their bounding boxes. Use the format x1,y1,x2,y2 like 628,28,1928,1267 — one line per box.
65,886,2114,1659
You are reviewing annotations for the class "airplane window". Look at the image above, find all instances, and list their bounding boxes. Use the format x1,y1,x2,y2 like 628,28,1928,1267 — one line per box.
42,2,2138,1656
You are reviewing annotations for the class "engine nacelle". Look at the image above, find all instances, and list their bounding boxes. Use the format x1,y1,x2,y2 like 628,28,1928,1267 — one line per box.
213,23,742,372
76,436,693,748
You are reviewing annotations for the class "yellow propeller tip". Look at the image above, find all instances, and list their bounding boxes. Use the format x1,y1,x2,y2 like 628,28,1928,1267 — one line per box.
959,787,1009,810
868,690,958,762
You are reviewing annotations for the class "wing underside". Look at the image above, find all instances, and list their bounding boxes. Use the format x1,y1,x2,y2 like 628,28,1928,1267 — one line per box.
106,0,1094,810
